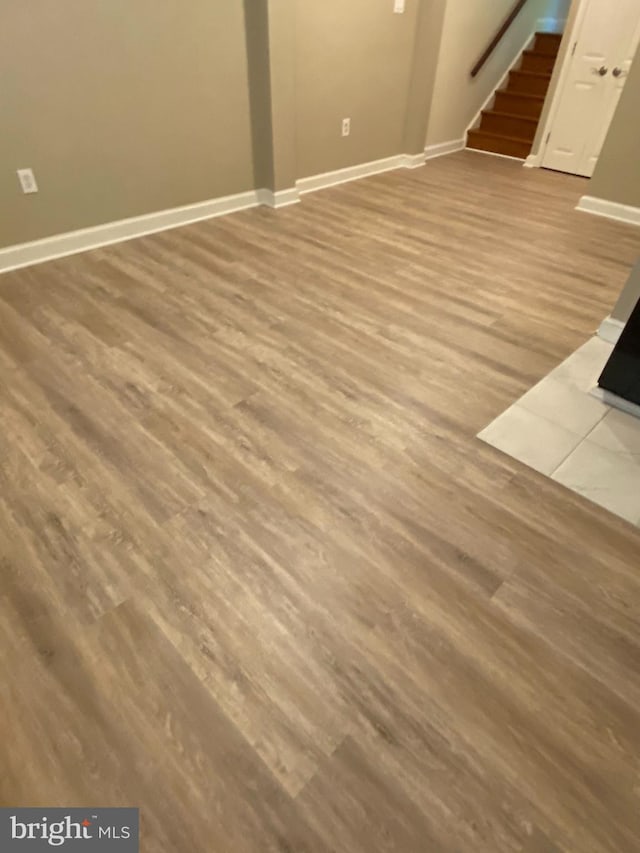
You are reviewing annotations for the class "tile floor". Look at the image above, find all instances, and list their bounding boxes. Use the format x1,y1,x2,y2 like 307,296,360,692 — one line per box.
478,336,640,526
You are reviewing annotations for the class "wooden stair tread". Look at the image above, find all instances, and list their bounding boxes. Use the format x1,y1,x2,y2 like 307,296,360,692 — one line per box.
533,32,564,56
500,91,545,101
523,49,558,58
482,110,538,122
510,69,552,79
506,89,547,100
520,49,558,74
467,129,533,159
468,129,532,145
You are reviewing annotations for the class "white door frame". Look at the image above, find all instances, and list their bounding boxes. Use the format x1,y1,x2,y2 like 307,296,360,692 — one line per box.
524,0,593,168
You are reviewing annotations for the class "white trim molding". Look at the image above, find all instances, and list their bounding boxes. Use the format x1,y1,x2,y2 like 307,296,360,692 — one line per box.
297,154,407,195
296,151,443,195
403,152,428,169
256,187,300,208
1,145,467,273
0,190,261,274
576,195,640,227
598,315,626,345
424,139,466,160
531,1,592,170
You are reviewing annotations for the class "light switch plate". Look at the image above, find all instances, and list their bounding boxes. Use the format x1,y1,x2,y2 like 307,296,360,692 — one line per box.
394,0,405,13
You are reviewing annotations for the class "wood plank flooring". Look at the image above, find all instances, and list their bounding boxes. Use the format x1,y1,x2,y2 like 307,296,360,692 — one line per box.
1,151,640,852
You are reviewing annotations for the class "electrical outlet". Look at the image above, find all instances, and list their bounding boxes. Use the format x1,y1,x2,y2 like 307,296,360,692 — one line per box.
394,0,405,12
342,117,351,137
17,168,38,194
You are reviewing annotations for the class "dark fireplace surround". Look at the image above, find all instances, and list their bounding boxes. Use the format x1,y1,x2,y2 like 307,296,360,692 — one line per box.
599,295,640,408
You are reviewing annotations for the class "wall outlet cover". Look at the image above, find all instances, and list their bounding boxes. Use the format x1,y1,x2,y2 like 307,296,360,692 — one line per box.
17,168,38,194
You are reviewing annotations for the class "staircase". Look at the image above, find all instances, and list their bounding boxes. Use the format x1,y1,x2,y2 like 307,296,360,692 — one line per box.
467,32,563,159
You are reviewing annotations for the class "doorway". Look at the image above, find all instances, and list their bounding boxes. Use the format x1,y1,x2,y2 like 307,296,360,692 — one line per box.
539,0,640,177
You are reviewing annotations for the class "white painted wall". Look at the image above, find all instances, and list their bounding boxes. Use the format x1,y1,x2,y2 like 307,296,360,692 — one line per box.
425,0,572,147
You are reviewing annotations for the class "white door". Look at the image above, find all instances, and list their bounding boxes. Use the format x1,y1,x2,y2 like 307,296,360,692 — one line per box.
542,0,640,177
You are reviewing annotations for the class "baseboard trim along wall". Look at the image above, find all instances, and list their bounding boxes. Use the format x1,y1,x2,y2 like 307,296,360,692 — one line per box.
297,152,427,195
523,153,541,168
0,190,261,274
403,152,428,169
424,139,466,160
256,188,301,208
598,315,626,345
576,196,640,227
2,145,468,273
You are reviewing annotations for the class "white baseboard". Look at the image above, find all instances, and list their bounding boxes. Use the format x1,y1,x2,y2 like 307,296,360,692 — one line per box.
523,153,542,168
576,196,640,227
403,152,428,169
598,315,626,345
297,146,465,195
256,187,300,208
0,190,261,274
1,144,463,273
424,139,466,160
297,154,408,195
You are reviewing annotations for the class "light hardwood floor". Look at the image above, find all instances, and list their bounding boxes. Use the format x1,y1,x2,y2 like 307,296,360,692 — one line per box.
1,151,640,852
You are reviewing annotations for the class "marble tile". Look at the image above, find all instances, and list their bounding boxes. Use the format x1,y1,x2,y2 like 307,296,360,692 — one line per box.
550,337,613,392
552,440,640,525
478,404,583,476
518,375,608,436
587,409,640,455
479,336,640,527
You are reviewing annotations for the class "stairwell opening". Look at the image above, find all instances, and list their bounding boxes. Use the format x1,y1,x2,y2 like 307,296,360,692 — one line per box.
467,32,563,159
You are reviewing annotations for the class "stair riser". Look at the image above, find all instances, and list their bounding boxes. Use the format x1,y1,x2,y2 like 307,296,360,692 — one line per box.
534,33,563,56
521,53,556,74
480,113,537,141
508,71,551,96
494,92,544,118
467,132,532,159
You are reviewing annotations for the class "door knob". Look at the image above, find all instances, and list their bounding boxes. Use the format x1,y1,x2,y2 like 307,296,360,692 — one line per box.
612,67,626,78
593,65,608,76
